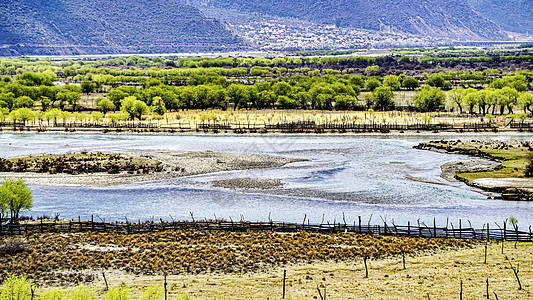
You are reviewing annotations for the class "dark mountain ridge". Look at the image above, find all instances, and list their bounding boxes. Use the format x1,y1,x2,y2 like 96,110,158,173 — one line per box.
0,0,246,56
185,0,509,41
467,0,533,34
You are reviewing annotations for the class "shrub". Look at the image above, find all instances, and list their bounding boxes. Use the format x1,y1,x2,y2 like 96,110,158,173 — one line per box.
175,294,194,300
39,288,66,300
0,274,34,300
139,286,162,300
0,238,30,255
69,286,95,300
525,153,533,177
105,285,130,300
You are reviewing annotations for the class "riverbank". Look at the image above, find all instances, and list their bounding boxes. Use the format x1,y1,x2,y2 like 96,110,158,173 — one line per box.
0,151,303,187
415,141,533,200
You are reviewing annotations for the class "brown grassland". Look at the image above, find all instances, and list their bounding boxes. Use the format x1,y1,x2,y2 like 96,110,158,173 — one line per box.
2,230,533,299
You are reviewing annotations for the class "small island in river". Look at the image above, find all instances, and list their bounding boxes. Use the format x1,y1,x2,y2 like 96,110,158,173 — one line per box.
415,140,533,200
0,151,303,187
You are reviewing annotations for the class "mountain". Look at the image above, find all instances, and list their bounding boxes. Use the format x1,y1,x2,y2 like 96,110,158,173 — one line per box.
467,0,533,34
184,0,508,41
0,0,246,56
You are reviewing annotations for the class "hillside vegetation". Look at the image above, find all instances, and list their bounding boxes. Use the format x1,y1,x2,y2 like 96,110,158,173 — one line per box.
0,0,245,56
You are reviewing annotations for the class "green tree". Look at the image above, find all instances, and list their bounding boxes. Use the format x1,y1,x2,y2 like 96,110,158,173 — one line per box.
371,86,395,111
365,78,382,92
39,96,52,111
415,86,445,112
90,111,104,124
80,80,97,94
13,96,35,109
226,84,248,110
121,96,148,120
499,87,519,115
9,108,35,126
426,73,448,88
0,179,33,222
44,108,63,126
519,92,533,115
383,75,400,91
447,89,465,113
150,96,167,115
96,98,116,115
365,65,379,75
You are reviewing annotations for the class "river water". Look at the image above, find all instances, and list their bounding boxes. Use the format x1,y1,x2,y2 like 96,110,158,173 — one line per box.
1,133,532,228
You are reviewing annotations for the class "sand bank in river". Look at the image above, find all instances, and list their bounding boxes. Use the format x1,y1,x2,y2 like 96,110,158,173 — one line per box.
0,151,303,187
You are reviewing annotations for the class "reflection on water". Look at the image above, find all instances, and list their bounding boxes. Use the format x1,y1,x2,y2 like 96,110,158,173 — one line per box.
1,133,533,227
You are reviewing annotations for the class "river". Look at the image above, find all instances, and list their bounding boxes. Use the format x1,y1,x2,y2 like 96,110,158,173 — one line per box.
1,133,532,228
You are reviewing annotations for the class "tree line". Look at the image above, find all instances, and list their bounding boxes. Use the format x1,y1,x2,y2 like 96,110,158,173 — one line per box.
0,61,532,123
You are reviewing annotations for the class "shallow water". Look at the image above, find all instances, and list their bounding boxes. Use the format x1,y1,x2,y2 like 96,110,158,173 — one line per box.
1,133,533,227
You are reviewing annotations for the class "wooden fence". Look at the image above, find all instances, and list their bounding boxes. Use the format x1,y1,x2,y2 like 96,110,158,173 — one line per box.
1,217,532,242
196,121,496,132
1,120,498,132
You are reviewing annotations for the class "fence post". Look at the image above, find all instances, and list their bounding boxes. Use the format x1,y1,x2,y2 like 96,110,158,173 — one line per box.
503,221,507,241
433,218,437,238
459,219,462,239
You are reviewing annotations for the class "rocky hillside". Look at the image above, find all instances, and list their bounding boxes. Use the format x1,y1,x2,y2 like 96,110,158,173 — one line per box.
467,0,533,34
0,0,246,56
184,0,508,41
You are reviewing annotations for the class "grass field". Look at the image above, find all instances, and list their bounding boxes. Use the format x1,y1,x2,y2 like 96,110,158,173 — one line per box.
8,240,531,300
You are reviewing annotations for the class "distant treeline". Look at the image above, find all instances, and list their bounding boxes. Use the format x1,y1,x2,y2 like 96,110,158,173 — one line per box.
0,52,532,122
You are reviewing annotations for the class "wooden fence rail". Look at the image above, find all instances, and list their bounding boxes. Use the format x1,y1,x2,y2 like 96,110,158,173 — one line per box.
1,218,532,242
1,121,499,132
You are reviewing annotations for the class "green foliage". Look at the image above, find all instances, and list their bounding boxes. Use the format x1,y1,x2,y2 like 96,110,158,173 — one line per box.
0,179,33,221
105,285,130,300
365,65,379,75
150,97,166,116
89,111,103,123
174,294,194,300
9,108,35,125
199,112,218,122
371,86,394,111
108,113,129,123
139,286,163,300
120,96,148,120
365,78,381,92
426,73,447,88
383,75,400,90
68,286,95,300
0,274,34,300
39,288,66,300
401,77,419,90
415,86,445,112
80,81,97,94
13,96,34,109
96,98,116,115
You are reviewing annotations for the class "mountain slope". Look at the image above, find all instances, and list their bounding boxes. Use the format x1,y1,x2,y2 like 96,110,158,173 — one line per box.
0,0,246,56
185,0,508,41
467,0,533,34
